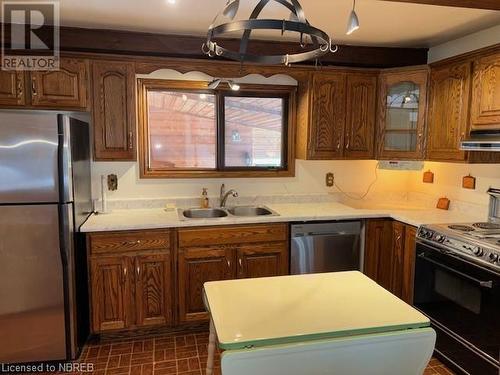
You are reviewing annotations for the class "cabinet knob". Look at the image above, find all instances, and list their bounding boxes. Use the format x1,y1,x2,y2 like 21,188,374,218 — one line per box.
123,266,128,282
136,265,140,277
17,78,23,98
128,131,133,149
226,259,231,269
31,79,37,96
239,258,242,268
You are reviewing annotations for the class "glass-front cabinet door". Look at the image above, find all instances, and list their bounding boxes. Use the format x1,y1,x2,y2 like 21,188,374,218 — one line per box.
377,69,428,160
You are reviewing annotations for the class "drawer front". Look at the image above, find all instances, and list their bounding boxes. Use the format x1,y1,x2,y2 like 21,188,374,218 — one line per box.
178,224,288,248
89,230,170,255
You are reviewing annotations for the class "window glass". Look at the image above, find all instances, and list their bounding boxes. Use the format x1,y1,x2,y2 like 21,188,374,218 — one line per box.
224,96,284,168
147,91,216,169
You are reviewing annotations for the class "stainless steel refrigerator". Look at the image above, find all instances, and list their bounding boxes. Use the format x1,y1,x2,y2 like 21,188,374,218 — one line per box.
0,111,92,364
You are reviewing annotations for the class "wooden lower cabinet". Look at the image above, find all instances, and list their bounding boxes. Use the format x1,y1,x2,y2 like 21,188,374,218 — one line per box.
364,219,417,304
90,255,131,332
364,219,394,291
237,243,288,279
135,253,173,327
177,224,289,323
177,247,234,323
88,230,173,333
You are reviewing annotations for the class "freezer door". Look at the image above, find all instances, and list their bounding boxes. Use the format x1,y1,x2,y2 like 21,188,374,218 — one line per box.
61,115,92,229
0,111,59,203
0,204,67,363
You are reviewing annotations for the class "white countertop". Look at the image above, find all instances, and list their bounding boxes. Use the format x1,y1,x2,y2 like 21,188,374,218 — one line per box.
80,201,486,232
204,271,430,349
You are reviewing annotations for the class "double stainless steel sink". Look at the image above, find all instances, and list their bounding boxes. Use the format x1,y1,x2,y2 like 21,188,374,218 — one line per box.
178,206,279,220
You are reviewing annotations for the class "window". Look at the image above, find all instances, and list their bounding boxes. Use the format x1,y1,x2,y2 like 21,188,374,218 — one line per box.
138,79,296,178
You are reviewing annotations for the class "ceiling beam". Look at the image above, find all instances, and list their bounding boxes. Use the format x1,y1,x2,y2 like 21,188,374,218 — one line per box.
379,0,500,11
1,24,428,68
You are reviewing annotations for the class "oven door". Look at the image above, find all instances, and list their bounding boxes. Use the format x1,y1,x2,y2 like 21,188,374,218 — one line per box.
414,241,500,374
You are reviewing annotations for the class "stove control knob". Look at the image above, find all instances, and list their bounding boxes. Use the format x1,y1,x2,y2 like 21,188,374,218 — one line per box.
435,235,445,243
472,247,484,256
489,253,499,263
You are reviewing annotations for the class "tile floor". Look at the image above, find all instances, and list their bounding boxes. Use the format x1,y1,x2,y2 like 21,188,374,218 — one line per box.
69,330,454,375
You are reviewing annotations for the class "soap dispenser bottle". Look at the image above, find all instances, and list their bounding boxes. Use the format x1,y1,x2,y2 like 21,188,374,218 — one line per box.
201,188,210,208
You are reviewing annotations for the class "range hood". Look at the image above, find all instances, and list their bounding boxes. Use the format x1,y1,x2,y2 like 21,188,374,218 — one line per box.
460,129,500,151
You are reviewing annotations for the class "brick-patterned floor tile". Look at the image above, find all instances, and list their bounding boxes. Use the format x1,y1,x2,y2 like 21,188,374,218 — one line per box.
74,328,455,375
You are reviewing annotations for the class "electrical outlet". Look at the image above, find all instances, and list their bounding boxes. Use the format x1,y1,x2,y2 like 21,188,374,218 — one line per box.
326,172,334,187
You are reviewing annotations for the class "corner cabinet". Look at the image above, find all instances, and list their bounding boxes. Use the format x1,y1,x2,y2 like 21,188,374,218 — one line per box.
470,51,500,129
377,68,428,160
91,60,136,161
177,224,289,323
427,61,471,161
87,230,173,333
364,219,417,304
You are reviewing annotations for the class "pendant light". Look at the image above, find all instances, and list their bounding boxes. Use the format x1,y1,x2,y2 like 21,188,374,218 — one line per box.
203,0,337,66
346,0,360,35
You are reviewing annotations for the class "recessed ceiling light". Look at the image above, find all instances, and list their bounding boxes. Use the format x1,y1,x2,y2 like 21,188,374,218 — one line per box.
166,0,176,4
154,144,163,149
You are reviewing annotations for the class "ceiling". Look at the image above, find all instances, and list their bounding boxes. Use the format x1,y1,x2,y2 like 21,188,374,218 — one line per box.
58,0,500,48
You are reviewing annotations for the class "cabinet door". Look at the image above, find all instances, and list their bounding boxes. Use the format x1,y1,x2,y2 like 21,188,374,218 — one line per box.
30,58,88,109
471,52,500,128
390,221,406,298
401,225,417,304
0,70,25,106
135,253,173,328
377,70,427,160
364,219,393,291
178,247,234,322
344,74,377,159
236,242,289,279
309,72,346,159
427,61,471,161
90,256,131,333
92,60,136,161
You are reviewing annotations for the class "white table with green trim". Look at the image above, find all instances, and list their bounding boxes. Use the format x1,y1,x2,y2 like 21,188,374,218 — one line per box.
203,271,436,375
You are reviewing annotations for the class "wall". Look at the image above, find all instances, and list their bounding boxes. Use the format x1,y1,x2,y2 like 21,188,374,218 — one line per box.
428,24,500,63
91,160,411,202
408,162,500,207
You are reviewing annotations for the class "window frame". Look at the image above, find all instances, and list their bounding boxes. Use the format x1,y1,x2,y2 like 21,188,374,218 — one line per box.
137,78,296,179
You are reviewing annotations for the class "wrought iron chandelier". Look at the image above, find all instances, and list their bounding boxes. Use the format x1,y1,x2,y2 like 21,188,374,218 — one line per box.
202,0,337,66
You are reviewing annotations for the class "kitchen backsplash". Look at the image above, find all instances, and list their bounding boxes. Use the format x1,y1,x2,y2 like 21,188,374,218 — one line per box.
91,159,499,212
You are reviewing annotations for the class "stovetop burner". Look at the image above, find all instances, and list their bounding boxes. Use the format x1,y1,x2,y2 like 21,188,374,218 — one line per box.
448,225,475,232
473,222,500,230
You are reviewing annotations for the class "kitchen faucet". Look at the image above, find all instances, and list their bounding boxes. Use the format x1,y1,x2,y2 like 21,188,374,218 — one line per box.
220,184,238,208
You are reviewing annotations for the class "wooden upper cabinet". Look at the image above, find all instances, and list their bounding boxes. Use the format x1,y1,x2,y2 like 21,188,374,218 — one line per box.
344,74,377,159
90,255,131,332
177,247,234,323
135,253,172,328
308,72,346,159
30,58,88,109
427,61,471,161
470,51,500,129
377,68,428,160
236,242,289,279
0,71,25,106
92,60,136,161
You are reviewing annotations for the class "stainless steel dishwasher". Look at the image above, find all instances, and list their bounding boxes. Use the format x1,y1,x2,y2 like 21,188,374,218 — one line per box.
291,221,363,274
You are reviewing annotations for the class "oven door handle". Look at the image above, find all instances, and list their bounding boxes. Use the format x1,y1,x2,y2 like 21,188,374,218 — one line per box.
417,253,494,289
